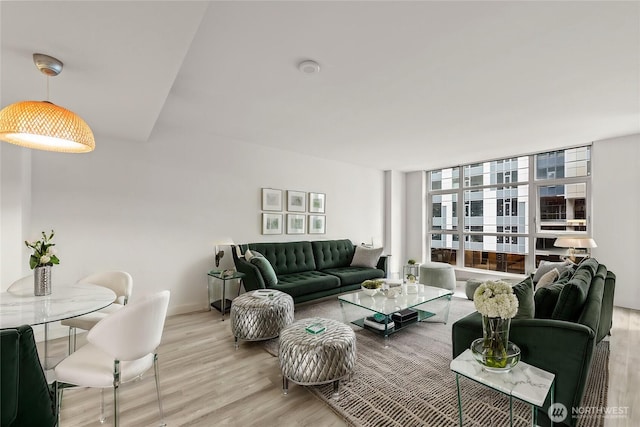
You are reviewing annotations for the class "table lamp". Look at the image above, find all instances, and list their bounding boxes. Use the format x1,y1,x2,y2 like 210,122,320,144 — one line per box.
554,236,597,263
213,238,235,268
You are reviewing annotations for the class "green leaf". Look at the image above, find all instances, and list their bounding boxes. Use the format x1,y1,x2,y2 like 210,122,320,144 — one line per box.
51,255,60,265
29,255,38,269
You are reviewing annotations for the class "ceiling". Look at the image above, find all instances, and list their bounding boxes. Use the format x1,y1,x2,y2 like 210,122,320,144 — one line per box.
2,1,639,171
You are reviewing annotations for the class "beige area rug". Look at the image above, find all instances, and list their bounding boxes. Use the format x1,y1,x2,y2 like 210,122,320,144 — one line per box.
265,296,609,427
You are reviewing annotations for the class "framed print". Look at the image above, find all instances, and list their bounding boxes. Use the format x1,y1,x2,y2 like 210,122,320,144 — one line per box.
287,214,306,234
308,215,326,234
262,213,283,235
262,188,283,211
287,190,306,212
308,192,326,213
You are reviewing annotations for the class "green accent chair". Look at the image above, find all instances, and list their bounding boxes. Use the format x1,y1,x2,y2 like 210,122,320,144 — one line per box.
0,325,58,427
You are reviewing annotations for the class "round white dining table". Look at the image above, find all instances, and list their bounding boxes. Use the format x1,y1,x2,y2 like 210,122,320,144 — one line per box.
0,283,116,369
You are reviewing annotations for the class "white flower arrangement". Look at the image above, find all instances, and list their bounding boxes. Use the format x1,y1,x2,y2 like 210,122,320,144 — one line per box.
25,230,60,269
473,280,519,319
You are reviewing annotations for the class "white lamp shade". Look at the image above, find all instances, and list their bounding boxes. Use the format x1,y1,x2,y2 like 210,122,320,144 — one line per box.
554,237,597,249
213,238,234,248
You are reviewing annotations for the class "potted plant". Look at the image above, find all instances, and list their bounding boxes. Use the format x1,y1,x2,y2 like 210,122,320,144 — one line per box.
361,279,384,296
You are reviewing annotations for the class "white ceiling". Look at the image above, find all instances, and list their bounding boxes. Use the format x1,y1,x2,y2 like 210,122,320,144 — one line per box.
2,1,639,171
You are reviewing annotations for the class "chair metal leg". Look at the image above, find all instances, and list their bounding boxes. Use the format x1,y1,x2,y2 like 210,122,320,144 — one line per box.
153,353,166,426
67,327,77,354
99,388,106,424
55,382,62,426
113,360,121,427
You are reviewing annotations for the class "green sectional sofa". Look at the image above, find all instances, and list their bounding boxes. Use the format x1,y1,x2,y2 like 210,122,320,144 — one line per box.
452,258,616,427
232,239,387,303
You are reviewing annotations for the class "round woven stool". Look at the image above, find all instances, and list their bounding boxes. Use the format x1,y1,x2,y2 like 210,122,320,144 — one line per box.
279,317,356,398
230,290,294,348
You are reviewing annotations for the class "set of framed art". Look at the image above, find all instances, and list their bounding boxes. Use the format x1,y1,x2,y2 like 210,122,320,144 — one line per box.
261,188,326,235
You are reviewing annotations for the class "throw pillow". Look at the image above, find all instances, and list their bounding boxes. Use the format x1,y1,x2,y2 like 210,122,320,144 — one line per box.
534,282,566,319
249,256,278,287
350,246,384,268
536,268,559,289
512,276,535,319
244,249,258,261
532,260,573,284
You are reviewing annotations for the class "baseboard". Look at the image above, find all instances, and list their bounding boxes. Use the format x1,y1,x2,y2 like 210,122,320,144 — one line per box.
168,303,204,316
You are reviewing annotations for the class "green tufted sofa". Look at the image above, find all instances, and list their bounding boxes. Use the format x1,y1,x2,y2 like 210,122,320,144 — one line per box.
452,258,615,427
232,239,387,304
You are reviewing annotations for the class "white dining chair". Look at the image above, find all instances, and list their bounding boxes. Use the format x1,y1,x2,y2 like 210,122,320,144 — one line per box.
6,275,33,295
61,271,133,353
55,290,170,427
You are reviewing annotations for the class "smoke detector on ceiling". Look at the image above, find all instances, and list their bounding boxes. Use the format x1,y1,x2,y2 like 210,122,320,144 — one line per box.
298,60,320,74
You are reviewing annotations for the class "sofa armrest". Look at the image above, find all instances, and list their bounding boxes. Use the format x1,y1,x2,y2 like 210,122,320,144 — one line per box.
233,255,266,292
377,255,389,276
452,312,597,427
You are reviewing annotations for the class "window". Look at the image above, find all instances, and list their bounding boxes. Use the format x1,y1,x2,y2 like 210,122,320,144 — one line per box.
427,147,591,274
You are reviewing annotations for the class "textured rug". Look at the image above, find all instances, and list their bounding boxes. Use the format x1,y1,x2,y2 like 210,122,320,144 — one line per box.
265,295,609,427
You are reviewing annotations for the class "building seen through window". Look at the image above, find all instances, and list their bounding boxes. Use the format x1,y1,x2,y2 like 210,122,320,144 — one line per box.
428,146,591,274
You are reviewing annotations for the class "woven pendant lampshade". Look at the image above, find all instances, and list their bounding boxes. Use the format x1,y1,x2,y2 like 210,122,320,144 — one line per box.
0,53,95,153
0,101,95,153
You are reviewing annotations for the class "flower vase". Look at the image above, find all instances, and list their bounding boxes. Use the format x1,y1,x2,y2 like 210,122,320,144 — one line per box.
480,315,510,369
34,265,52,296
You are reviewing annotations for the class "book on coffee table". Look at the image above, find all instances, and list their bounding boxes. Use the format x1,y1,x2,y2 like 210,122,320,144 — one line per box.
392,308,418,323
363,315,395,331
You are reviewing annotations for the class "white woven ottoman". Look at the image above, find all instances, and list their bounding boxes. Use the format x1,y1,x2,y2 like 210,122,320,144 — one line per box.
419,262,457,292
279,317,356,398
230,290,294,348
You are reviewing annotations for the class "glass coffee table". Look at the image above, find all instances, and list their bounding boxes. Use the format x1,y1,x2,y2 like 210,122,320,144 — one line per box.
338,284,453,340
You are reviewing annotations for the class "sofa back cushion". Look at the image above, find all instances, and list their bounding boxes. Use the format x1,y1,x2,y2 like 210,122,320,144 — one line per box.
534,282,566,319
577,265,607,335
311,239,355,270
551,258,598,321
248,241,316,275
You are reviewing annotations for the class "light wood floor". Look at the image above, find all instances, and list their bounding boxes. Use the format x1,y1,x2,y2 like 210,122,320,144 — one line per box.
49,306,639,427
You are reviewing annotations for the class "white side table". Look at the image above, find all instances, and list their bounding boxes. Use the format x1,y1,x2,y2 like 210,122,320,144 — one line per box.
450,349,555,427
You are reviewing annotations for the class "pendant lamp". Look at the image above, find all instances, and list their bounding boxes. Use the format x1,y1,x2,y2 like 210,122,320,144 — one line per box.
0,53,95,153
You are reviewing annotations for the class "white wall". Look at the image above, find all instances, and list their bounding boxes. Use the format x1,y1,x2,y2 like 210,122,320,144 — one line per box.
592,133,640,310
27,120,385,323
0,143,31,290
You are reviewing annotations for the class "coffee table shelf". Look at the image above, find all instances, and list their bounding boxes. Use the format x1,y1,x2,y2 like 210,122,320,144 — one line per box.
351,310,437,336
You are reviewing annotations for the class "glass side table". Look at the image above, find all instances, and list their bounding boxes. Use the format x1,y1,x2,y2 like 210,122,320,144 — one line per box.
403,263,420,284
207,270,245,321
450,349,555,426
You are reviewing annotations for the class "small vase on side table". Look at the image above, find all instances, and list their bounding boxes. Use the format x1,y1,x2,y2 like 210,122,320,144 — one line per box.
34,265,52,296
